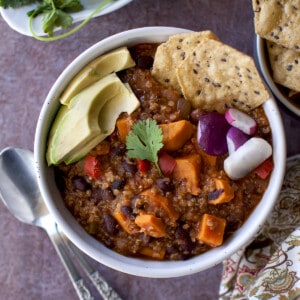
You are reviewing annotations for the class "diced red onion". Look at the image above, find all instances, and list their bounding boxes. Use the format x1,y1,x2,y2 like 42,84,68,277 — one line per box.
224,137,272,180
226,126,249,155
225,108,257,135
197,112,230,156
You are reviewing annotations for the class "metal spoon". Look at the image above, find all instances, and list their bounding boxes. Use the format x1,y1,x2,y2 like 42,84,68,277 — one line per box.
0,147,122,300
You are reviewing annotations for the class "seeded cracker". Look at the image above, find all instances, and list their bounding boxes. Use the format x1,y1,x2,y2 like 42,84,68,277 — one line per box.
253,0,300,51
267,40,300,92
176,39,270,113
151,31,218,92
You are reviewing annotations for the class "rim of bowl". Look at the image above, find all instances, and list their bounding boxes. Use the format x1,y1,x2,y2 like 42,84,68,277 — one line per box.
34,27,287,278
255,35,300,117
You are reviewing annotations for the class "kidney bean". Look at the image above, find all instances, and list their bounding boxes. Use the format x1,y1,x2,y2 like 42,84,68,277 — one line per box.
71,175,91,191
103,214,118,235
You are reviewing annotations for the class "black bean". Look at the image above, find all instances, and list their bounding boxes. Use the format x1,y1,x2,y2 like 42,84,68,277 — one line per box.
120,205,133,217
139,233,151,244
175,226,190,240
156,178,174,193
131,196,144,210
111,179,126,190
179,239,196,253
103,214,118,235
208,189,224,201
71,175,91,191
111,144,126,156
166,246,178,255
92,188,114,201
122,159,137,174
136,56,153,69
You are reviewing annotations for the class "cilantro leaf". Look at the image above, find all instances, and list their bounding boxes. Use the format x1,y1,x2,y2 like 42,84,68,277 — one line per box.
126,119,163,174
0,0,37,9
28,0,113,41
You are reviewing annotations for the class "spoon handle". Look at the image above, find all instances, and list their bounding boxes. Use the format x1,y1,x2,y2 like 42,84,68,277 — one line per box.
42,215,94,300
59,230,123,300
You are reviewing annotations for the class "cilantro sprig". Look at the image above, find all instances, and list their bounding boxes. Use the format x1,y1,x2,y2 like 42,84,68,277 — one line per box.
126,119,163,174
0,0,116,41
28,0,113,41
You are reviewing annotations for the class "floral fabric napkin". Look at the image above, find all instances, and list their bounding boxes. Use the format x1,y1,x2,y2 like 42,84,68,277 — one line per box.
219,155,300,299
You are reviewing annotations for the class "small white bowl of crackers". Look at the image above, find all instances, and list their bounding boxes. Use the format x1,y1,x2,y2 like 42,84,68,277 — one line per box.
253,0,300,116
35,27,286,277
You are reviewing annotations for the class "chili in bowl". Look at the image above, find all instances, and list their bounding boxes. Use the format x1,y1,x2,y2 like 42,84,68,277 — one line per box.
34,27,286,278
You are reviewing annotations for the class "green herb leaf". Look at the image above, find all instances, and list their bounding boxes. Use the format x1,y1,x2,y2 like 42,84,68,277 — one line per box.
126,119,163,174
42,9,58,36
55,9,73,29
0,0,37,9
29,0,113,41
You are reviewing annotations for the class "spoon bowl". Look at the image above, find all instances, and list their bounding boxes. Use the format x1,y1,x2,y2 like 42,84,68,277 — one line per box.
0,147,48,225
0,147,122,300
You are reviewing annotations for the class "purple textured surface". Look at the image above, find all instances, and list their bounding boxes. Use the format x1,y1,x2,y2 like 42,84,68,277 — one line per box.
1,1,299,299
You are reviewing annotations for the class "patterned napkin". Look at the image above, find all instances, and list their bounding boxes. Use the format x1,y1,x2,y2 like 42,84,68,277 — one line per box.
219,155,300,299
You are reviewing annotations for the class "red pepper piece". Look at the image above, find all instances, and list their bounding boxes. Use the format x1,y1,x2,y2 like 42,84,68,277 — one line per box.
84,155,102,180
254,158,274,179
137,159,150,172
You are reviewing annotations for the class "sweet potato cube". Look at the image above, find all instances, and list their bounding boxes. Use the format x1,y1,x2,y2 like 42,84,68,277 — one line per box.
112,210,138,234
135,214,166,238
208,178,234,205
116,116,133,143
197,214,226,247
139,247,166,260
173,154,201,195
140,189,179,221
159,120,194,151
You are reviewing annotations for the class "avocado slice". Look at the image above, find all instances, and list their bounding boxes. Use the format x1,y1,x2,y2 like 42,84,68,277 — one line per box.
64,83,140,164
47,73,121,165
60,47,135,106
47,73,140,165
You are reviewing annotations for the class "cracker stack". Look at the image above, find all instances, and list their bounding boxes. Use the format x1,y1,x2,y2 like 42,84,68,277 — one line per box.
253,0,300,95
151,31,269,113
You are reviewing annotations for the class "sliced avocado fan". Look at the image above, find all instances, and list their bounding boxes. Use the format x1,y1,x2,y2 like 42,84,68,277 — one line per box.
46,73,140,165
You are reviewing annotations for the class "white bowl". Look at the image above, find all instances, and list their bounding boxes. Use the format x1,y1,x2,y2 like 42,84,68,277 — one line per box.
255,35,300,117
34,27,287,278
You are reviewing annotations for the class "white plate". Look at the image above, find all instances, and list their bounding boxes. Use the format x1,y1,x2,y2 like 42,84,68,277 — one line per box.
0,0,132,37
255,35,300,117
